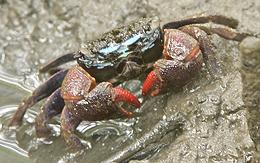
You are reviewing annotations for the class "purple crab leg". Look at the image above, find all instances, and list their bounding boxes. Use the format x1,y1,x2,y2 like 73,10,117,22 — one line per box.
163,14,239,30
39,52,75,73
35,88,65,137
9,69,68,126
186,24,251,41
60,107,83,149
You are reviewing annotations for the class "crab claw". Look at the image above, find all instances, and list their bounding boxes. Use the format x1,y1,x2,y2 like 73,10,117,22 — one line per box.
112,87,141,108
142,59,185,96
142,58,203,96
142,70,163,96
60,82,140,149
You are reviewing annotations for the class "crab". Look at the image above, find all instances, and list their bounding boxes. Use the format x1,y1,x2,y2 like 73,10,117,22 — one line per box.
9,14,248,149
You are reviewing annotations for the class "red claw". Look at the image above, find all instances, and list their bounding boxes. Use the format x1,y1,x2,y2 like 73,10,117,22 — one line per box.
142,71,162,96
112,87,141,108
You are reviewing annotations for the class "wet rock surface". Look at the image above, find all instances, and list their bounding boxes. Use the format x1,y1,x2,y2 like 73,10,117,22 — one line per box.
240,37,260,162
0,0,260,163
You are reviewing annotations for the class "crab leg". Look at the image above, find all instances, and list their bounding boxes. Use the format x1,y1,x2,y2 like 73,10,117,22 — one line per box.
61,107,83,149
35,88,65,137
9,69,68,126
39,53,75,73
187,24,251,42
163,14,239,30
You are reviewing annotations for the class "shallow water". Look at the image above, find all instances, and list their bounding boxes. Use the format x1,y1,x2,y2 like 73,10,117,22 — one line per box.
0,0,260,162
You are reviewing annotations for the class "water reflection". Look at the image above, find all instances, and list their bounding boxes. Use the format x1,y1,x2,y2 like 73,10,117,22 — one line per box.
0,97,138,162
0,105,28,157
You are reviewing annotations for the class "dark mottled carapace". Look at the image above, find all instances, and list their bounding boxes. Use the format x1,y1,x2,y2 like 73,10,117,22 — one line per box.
77,17,163,82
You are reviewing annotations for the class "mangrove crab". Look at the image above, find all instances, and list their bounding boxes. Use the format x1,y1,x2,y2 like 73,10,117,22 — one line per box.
9,14,248,149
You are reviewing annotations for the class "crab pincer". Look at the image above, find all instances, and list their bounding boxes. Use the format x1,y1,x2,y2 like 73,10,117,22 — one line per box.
112,87,141,117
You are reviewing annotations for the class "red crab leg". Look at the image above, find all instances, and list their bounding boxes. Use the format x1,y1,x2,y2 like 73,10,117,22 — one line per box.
112,87,141,108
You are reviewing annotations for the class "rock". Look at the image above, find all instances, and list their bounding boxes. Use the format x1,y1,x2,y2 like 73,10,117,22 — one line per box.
111,35,256,162
240,37,260,162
